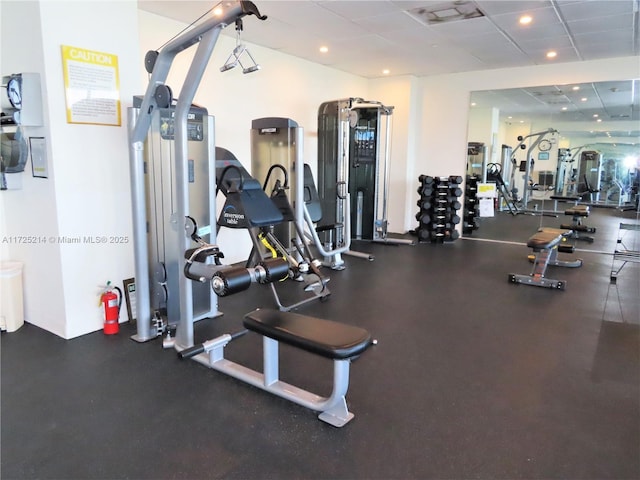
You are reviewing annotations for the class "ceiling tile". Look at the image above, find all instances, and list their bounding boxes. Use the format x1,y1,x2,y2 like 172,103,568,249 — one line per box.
523,45,581,63
317,0,400,19
567,14,634,35
449,31,517,50
578,42,635,60
517,35,574,52
238,17,320,50
475,0,553,15
557,0,634,21
506,22,568,42
378,23,447,46
573,29,635,48
489,6,561,31
427,16,499,38
352,10,424,33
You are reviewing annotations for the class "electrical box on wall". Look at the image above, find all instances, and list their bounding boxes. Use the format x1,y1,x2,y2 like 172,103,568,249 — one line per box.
1,72,44,126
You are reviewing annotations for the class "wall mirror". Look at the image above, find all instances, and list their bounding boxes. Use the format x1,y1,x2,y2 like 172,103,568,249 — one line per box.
464,79,639,240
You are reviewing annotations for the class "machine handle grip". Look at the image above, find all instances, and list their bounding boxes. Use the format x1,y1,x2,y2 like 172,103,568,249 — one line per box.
178,344,205,359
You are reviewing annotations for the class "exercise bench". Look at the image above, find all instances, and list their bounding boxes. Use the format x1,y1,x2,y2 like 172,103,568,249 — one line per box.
508,228,582,290
550,195,580,212
179,308,374,427
560,204,596,243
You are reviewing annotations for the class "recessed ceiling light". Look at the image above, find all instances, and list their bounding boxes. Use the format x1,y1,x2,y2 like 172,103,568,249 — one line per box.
572,86,580,91
546,51,557,59
519,15,532,25
213,6,223,16
319,46,329,53
508,116,513,119
597,118,602,122
593,114,599,118
471,102,476,106
581,97,588,102
519,120,524,123
382,69,390,75
561,107,568,111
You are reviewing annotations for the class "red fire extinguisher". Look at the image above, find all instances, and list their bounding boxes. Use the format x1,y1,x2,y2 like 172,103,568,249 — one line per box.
100,281,122,335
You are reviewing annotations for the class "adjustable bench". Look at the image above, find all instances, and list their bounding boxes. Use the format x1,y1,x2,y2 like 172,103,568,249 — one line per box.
179,308,373,427
508,228,582,290
560,204,596,243
550,195,580,212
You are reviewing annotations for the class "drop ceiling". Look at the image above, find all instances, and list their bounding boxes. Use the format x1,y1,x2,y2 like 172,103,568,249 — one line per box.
138,0,639,78
137,0,640,130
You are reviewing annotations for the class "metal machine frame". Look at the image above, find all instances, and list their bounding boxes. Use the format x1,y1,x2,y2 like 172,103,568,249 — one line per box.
128,1,266,345
512,128,558,208
314,98,411,270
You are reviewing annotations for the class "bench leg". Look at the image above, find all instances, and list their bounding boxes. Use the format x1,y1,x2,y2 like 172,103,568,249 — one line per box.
262,338,355,426
188,335,358,427
508,248,566,289
318,395,353,427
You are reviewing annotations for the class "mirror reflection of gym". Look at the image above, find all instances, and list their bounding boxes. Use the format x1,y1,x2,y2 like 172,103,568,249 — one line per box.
465,79,640,238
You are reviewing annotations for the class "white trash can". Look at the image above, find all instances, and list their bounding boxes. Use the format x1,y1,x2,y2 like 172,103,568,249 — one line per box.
0,262,25,332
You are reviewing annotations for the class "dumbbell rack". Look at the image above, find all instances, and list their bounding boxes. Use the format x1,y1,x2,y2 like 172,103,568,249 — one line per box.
463,174,480,235
415,175,463,243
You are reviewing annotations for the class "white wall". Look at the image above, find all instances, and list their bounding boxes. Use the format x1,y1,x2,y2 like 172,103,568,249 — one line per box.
1,0,141,338
1,0,67,336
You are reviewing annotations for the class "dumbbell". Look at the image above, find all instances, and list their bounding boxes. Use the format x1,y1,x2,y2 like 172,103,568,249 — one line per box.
418,175,434,185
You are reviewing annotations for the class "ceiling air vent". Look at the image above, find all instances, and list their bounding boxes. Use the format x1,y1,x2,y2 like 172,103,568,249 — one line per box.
407,1,484,25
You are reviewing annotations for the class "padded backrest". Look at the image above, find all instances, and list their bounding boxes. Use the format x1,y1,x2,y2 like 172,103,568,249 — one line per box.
303,164,323,223
215,147,262,194
215,147,284,229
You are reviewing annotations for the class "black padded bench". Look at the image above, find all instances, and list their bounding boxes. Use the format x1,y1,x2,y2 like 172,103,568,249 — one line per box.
560,204,595,242
179,307,374,427
509,228,582,290
244,308,372,360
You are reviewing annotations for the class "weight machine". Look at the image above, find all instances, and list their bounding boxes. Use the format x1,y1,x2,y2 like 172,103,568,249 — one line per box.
499,128,559,216
315,98,412,270
128,1,268,344
512,128,558,208
127,1,374,427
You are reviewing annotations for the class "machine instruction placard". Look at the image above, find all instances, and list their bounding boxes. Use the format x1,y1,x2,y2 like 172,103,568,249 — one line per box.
61,45,121,126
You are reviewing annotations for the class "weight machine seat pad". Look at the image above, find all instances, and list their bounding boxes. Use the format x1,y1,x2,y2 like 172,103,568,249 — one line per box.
565,205,589,216
527,231,563,250
243,308,372,360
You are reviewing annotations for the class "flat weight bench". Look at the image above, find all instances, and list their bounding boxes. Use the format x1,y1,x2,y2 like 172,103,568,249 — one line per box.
508,228,582,290
179,308,373,427
560,204,596,243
